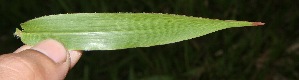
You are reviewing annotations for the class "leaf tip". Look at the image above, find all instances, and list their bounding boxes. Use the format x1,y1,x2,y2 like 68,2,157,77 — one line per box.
252,22,265,26
14,28,22,38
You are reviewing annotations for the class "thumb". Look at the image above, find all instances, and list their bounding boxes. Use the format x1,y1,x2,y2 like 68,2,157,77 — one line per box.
0,39,81,80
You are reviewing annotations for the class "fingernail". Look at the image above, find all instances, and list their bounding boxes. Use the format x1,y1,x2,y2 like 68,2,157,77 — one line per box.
69,50,82,67
31,39,67,63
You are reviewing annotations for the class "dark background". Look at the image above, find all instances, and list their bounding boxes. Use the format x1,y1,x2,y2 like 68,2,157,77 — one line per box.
1,0,299,80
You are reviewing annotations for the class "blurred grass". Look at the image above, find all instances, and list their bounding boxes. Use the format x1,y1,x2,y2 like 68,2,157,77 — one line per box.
1,0,299,80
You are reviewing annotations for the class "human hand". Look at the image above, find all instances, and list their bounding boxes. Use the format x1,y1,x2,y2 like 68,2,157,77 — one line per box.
0,39,82,80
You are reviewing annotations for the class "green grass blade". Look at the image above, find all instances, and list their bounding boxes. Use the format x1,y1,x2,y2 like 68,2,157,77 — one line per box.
15,13,264,50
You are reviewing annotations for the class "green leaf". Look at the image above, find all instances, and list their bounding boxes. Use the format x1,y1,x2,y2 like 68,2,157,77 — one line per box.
14,13,264,50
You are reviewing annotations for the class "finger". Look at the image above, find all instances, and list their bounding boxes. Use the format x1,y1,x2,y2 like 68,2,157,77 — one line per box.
31,39,68,63
30,39,71,79
0,39,71,80
0,50,60,80
13,45,32,53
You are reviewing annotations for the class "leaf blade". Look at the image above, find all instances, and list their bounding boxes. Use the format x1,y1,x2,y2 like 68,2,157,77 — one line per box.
16,13,262,50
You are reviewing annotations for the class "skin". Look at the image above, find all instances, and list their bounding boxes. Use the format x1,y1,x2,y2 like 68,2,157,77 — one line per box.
0,39,82,80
